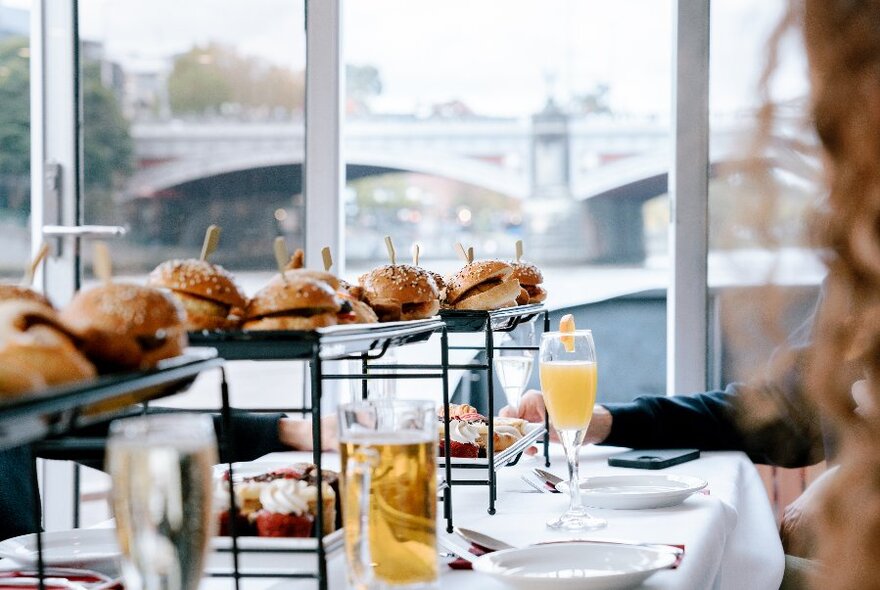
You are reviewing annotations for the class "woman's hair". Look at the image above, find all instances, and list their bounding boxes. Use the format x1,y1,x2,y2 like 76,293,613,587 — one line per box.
773,2,880,587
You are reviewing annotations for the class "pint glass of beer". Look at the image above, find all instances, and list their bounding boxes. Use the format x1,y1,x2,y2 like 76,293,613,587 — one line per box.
339,400,437,590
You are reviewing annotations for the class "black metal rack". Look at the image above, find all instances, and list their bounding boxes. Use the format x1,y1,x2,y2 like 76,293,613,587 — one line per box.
0,350,222,590
435,304,552,515
188,319,452,590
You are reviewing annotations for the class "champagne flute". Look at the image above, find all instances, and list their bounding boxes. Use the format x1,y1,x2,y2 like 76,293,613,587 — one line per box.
539,330,605,530
494,324,535,412
107,414,218,590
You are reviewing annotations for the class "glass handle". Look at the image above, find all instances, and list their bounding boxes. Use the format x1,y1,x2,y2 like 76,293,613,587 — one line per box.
346,450,377,589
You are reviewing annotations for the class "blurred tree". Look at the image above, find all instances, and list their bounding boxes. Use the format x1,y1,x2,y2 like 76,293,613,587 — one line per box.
167,43,305,115
346,63,382,114
0,37,132,219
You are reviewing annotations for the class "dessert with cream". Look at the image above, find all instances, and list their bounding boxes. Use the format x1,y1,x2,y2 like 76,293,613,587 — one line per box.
438,404,528,457
214,463,338,537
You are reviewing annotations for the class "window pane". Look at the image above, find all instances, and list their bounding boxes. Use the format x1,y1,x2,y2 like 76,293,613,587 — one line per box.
345,0,672,402
0,1,31,280
79,0,306,293
708,0,821,387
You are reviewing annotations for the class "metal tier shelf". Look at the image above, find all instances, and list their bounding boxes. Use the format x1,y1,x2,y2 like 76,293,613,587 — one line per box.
188,318,443,361
0,349,221,451
439,303,545,333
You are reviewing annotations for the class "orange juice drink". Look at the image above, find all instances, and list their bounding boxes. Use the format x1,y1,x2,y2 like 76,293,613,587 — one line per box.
540,360,597,430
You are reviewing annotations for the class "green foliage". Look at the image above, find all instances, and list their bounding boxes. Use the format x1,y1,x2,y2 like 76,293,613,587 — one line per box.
167,43,305,115
346,63,382,112
0,37,31,178
0,36,133,220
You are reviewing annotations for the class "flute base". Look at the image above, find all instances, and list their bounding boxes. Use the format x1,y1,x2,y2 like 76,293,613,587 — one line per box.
546,507,607,531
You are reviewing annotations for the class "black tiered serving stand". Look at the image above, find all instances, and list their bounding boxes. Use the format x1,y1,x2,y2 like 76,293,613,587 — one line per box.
436,304,552,515
189,319,452,590
0,349,222,590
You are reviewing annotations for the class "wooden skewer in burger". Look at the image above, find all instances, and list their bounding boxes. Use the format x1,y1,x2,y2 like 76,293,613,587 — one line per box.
147,225,248,331
445,243,521,311
510,239,547,305
358,236,440,322
0,242,55,308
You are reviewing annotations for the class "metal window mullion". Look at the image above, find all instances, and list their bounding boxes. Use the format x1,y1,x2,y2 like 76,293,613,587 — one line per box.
668,0,710,396
304,0,345,274
30,0,80,303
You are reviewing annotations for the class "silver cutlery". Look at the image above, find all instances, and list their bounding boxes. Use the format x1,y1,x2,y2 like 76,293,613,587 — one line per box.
533,467,564,488
519,474,550,494
454,527,516,551
438,535,479,564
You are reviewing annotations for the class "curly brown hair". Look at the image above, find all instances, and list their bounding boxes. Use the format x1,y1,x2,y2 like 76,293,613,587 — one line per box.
779,1,880,587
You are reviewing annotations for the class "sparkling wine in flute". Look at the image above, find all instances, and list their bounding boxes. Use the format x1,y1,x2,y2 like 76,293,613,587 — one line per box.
539,324,605,531
493,354,534,410
107,415,218,590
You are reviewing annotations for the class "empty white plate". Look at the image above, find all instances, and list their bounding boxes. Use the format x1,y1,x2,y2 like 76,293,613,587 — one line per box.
0,529,120,574
556,474,707,509
473,541,678,589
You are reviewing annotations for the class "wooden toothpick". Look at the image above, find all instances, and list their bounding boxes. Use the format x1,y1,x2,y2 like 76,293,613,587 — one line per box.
274,237,290,280
515,240,523,263
412,243,420,266
384,236,396,266
200,225,221,262
467,246,474,264
21,242,50,287
93,241,112,284
455,242,469,263
321,247,333,272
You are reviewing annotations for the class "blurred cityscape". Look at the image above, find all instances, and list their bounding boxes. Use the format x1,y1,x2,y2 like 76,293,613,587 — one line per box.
0,2,817,278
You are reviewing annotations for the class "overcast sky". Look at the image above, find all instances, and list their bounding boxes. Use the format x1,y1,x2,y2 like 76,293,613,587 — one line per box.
6,0,807,118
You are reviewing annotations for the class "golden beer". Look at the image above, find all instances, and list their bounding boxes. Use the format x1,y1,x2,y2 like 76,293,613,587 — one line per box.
341,433,437,587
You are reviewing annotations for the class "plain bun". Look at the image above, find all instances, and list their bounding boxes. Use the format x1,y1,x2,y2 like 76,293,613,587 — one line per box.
0,285,54,309
453,275,521,311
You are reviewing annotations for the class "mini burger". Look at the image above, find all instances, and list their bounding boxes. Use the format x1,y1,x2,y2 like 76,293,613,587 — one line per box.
0,284,54,309
0,300,96,393
60,283,187,371
510,261,547,304
243,273,340,331
359,264,440,322
446,260,520,311
148,259,248,331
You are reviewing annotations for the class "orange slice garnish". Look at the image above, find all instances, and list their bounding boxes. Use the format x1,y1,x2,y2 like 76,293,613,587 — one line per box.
560,313,575,352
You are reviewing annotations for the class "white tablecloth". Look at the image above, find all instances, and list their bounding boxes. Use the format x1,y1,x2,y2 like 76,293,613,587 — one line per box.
247,443,784,590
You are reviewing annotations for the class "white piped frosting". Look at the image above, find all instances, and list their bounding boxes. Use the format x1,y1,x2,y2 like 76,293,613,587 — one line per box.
259,479,311,516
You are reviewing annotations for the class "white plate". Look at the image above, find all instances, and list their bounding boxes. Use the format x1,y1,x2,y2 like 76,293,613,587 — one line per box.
0,530,120,574
556,474,707,509
473,541,677,590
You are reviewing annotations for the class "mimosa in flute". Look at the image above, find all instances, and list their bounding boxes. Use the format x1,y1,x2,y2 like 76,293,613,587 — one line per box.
539,315,606,530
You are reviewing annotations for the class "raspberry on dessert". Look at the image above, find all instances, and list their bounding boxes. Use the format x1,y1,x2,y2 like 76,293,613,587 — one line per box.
254,511,314,538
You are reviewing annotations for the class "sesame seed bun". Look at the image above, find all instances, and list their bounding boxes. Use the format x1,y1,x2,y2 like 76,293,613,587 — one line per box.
453,274,521,311
148,259,247,331
516,287,530,306
283,269,340,291
0,301,96,391
446,260,514,304
0,285,54,309
244,274,341,330
61,283,187,371
360,264,440,322
509,261,543,287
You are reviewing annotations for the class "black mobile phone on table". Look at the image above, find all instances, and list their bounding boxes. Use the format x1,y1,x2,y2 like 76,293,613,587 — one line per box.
608,448,700,470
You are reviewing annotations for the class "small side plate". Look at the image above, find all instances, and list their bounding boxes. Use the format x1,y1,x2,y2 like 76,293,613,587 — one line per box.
556,474,707,509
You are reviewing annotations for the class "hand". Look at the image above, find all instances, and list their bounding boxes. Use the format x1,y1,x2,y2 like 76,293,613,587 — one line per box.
278,415,338,452
500,390,613,445
780,466,838,559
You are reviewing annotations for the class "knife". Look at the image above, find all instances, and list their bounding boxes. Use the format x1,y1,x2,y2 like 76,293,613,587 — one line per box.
532,468,564,491
454,527,516,551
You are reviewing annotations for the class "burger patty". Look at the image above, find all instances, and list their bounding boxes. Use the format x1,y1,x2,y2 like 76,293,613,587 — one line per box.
523,285,543,297
254,307,337,319
457,279,502,302
174,291,231,318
